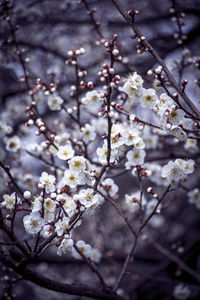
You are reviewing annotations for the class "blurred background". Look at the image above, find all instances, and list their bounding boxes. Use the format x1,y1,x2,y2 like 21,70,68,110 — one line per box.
0,0,200,299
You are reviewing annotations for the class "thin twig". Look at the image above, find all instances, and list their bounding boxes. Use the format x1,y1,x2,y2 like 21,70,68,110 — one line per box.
73,243,107,288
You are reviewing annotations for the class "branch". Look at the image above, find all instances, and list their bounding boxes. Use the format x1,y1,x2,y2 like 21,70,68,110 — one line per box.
73,243,107,288
111,0,200,118
0,254,124,300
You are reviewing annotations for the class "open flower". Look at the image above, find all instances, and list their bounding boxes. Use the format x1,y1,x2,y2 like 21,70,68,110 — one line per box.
72,240,92,259
125,191,146,213
69,156,86,174
48,94,63,111
23,212,45,235
161,161,183,183
188,188,200,208
63,169,79,188
125,149,146,168
82,90,103,105
96,141,118,165
57,237,74,256
5,135,21,152
81,124,96,143
140,88,158,109
168,109,185,125
101,178,119,197
56,144,74,160
55,216,70,236
74,188,100,208
1,192,20,210
39,172,56,193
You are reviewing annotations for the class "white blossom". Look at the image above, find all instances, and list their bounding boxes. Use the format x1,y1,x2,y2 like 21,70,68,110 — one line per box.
23,212,45,235
63,194,77,217
82,90,103,105
1,192,20,210
89,248,102,263
121,128,138,146
40,224,53,238
184,138,198,153
55,216,70,236
5,135,21,152
175,159,195,174
44,198,56,212
32,195,42,212
78,171,92,186
63,169,79,188
168,109,185,125
133,136,145,149
101,178,119,197
81,124,96,143
122,72,143,100
144,134,158,149
173,283,191,300
48,94,63,111
57,237,74,256
188,188,200,208
139,88,158,109
96,142,118,165
125,191,146,213
23,191,31,199
72,240,92,259
74,188,100,208
39,172,56,193
125,149,146,168
56,144,74,160
69,156,86,174
161,161,183,183
170,126,187,141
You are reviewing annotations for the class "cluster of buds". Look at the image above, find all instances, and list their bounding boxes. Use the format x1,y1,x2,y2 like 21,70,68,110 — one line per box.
77,69,87,78
147,186,158,199
127,9,140,19
173,32,187,45
132,165,148,177
57,185,72,197
136,36,149,54
98,64,120,86
169,7,186,45
103,34,122,61
66,47,85,65
111,102,123,111
147,65,163,76
70,80,87,97
98,64,113,81
35,78,56,95
147,66,166,85
35,118,46,134
95,38,106,46
98,99,116,119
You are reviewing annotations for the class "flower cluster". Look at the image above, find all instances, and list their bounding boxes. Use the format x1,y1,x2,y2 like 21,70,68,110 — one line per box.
161,159,195,184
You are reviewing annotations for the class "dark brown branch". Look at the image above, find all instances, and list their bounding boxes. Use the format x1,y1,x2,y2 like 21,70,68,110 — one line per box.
0,254,124,300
